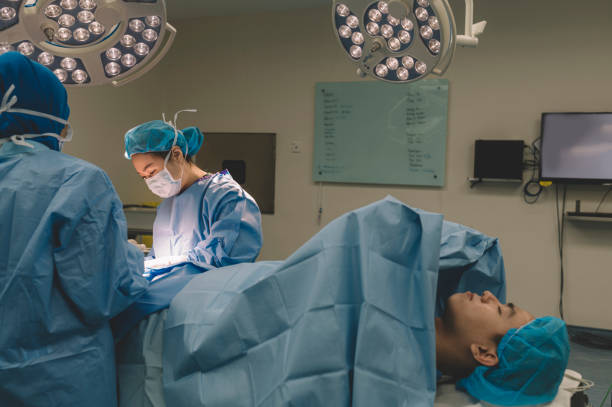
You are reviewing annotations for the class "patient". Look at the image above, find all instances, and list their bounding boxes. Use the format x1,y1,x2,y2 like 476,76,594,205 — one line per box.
121,197,571,407
436,290,570,405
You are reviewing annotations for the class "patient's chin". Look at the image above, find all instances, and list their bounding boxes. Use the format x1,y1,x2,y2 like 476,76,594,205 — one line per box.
441,305,458,331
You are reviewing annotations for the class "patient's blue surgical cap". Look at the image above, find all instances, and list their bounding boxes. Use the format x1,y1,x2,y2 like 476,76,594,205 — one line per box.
124,120,204,159
0,52,70,151
457,316,570,406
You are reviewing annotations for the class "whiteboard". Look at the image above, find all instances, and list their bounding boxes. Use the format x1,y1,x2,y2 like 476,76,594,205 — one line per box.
313,80,448,187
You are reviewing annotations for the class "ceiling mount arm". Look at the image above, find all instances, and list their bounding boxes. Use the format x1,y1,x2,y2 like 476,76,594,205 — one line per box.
456,0,486,47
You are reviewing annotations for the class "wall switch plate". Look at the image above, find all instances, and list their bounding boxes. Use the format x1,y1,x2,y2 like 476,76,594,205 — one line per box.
290,141,302,153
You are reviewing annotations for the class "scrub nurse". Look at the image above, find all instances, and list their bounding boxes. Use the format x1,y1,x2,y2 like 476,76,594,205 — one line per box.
0,52,148,406
124,115,263,278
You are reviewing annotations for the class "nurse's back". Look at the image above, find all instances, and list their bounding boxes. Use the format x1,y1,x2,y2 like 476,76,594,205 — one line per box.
0,52,148,406
0,144,122,404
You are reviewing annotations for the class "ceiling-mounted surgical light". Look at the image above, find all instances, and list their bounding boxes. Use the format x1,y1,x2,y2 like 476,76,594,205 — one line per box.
0,0,176,87
332,0,486,83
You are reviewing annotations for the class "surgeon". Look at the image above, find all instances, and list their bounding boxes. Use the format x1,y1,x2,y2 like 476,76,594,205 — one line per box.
124,116,262,279
437,290,570,406
0,52,148,406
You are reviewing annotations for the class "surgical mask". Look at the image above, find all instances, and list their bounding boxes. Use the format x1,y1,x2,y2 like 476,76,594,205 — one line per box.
0,84,72,150
145,151,184,198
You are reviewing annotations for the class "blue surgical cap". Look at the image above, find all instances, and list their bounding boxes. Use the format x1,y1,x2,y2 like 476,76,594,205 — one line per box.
0,52,70,151
457,316,570,406
124,120,204,159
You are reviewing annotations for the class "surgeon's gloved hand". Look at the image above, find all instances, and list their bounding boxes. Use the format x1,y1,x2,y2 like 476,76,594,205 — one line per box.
143,255,188,281
128,239,148,253
145,255,188,270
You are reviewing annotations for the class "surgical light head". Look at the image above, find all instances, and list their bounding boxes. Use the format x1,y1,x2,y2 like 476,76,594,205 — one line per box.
0,0,175,87
332,0,486,83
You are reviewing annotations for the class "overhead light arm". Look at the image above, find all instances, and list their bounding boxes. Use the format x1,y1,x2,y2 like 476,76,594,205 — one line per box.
455,0,486,47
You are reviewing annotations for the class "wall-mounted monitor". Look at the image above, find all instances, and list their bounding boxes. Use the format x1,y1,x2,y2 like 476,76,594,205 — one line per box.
540,113,612,184
473,140,524,181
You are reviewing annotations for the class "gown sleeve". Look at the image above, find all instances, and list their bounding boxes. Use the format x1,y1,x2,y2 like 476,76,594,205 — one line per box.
52,167,149,324
185,185,262,270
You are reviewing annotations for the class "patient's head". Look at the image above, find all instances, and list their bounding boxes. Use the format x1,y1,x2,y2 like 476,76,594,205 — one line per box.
436,291,570,406
436,290,534,378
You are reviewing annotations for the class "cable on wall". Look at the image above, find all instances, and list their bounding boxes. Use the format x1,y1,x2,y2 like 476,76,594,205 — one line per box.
555,183,567,320
316,181,324,226
523,137,543,204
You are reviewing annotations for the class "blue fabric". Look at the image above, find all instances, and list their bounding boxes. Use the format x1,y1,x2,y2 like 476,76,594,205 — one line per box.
436,220,506,316
0,51,70,151
0,141,148,406
457,316,570,406
112,170,262,341
161,197,444,406
113,196,509,406
124,120,204,158
153,170,262,269
112,263,204,341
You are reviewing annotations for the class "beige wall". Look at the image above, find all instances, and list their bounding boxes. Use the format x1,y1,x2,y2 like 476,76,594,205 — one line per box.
65,0,612,329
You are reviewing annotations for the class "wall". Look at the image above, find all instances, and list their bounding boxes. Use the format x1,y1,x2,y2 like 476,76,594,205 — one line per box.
65,0,612,329
64,70,169,204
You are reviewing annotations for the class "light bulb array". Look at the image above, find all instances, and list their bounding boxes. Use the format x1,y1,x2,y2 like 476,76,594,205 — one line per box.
0,0,175,87
332,0,462,84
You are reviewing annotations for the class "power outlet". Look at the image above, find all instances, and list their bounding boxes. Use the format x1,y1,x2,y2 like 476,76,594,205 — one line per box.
290,141,302,153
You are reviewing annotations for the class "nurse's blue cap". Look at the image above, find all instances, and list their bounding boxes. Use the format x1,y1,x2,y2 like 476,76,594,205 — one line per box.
124,120,204,159
0,51,70,151
457,316,570,406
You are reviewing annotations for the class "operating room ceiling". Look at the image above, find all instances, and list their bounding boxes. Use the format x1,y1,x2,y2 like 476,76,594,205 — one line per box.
166,0,331,20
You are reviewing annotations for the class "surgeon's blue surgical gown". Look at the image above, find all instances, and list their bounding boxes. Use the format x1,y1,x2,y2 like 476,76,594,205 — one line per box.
151,169,262,269
0,142,148,406
111,170,262,341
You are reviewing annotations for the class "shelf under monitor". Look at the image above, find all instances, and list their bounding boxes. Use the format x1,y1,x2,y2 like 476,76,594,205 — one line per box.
566,212,612,222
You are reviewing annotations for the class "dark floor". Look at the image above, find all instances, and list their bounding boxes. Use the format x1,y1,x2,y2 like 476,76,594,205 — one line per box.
567,342,612,406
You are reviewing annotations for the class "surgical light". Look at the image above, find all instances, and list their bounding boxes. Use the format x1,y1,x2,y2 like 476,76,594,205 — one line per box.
58,13,75,27
352,31,364,44
53,67,66,81
1,6,16,20
16,39,32,53
332,0,487,83
88,21,103,35
38,51,53,65
133,41,148,56
79,0,95,10
44,5,61,18
77,10,93,24
60,0,77,10
142,28,157,42
55,27,70,40
128,18,143,32
60,56,75,69
0,0,176,87
72,68,87,83
120,34,136,48
73,27,89,42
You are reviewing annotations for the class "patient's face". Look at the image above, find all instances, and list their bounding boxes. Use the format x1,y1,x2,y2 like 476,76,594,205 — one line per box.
444,291,534,342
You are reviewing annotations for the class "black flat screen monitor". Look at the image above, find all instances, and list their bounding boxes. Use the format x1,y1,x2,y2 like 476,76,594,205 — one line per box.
474,140,524,181
540,113,612,184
